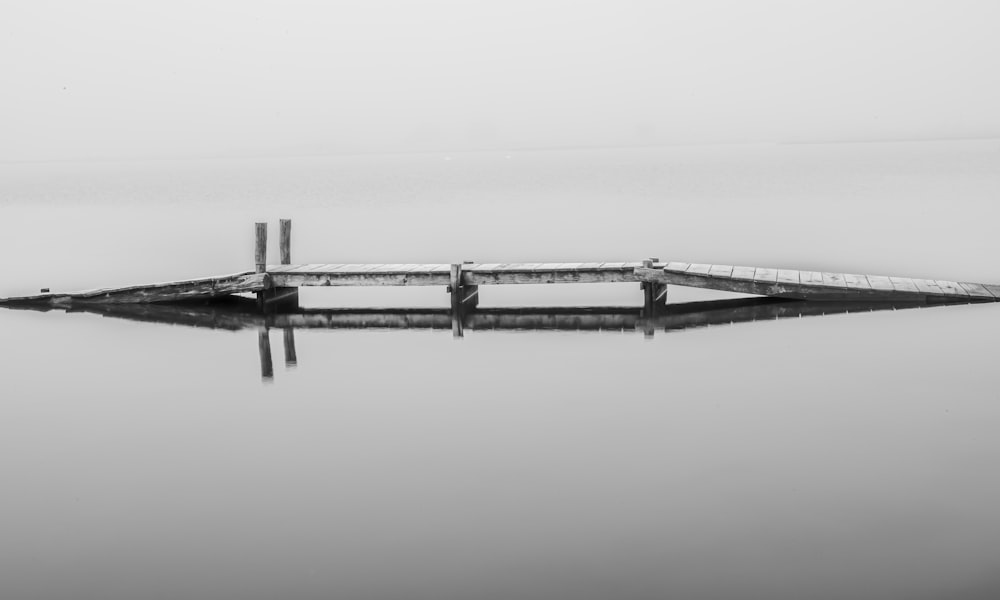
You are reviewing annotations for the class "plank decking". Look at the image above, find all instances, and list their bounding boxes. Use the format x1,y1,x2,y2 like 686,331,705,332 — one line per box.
634,262,1000,303
1,261,996,306
266,262,647,287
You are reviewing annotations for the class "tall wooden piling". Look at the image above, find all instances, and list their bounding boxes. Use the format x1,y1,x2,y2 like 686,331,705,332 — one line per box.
450,263,464,337
279,219,292,265
271,218,299,310
255,223,268,274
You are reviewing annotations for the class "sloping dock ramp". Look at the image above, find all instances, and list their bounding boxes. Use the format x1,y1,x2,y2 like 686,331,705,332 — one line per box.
634,262,1000,303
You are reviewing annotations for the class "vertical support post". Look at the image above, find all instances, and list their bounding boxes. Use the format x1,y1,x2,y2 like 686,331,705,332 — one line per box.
268,218,299,311
641,257,667,317
258,329,274,381
449,263,464,338
279,219,292,265
282,329,298,367
461,260,479,309
255,222,269,310
255,223,268,273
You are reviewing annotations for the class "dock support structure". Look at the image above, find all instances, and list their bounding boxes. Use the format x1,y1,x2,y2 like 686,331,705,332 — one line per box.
256,219,299,312
448,261,481,338
642,258,667,317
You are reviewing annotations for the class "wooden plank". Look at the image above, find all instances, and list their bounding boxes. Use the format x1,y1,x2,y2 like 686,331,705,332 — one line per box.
934,280,969,297
958,282,996,298
843,273,871,290
866,275,894,291
889,277,920,294
821,272,846,288
776,269,799,285
664,262,690,273
272,271,451,287
984,284,1000,298
912,278,943,295
474,263,503,271
753,268,778,283
465,269,639,285
709,265,734,279
599,262,629,270
292,264,327,272
530,263,563,271
323,263,363,272
800,271,824,285
731,266,756,281
371,264,409,272
687,263,713,275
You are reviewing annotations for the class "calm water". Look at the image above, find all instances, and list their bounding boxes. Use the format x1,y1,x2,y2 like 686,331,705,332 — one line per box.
2,141,1000,599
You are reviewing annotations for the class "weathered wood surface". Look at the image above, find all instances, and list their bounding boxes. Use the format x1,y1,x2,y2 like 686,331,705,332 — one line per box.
0,272,267,306
255,223,267,274
22,298,943,334
639,263,998,303
266,262,650,287
2,260,995,308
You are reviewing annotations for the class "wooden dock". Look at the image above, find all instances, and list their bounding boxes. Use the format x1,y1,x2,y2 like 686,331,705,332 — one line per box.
1,219,997,311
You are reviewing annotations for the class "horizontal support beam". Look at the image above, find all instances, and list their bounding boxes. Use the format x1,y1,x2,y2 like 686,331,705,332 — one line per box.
270,268,641,287
271,272,452,287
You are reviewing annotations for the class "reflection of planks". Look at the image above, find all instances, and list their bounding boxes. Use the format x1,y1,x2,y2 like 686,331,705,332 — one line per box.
13,298,945,333
634,262,1000,302
266,263,647,287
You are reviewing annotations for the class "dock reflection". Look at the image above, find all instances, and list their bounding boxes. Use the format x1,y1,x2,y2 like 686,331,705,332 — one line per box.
6,296,961,381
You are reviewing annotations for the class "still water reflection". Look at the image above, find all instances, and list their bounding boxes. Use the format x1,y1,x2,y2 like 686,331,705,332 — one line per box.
3,296,973,383
3,142,1000,599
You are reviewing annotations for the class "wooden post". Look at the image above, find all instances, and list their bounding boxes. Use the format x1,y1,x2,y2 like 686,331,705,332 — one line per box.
279,219,292,265
258,329,274,381
642,257,667,316
255,223,268,273
462,260,479,309
269,218,299,311
450,263,464,338
282,328,297,367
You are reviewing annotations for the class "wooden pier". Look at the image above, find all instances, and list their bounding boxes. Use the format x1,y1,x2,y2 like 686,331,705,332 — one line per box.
1,219,998,312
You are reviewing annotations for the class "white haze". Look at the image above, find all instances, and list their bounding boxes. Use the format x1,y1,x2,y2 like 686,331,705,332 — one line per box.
2,0,999,162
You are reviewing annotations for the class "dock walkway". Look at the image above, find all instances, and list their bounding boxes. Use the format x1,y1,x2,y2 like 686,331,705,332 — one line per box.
0,220,996,310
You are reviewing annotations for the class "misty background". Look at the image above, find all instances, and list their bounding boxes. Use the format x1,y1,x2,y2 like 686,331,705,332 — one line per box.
3,0,1000,163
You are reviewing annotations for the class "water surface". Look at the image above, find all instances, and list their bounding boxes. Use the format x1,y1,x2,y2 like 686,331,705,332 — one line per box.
2,141,999,599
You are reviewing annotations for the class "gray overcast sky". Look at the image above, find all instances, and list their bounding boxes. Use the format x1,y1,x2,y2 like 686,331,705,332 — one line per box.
3,0,999,161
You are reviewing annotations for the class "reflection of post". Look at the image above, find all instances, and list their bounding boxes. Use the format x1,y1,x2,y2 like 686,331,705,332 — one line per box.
282,328,298,367
449,263,464,338
258,329,274,381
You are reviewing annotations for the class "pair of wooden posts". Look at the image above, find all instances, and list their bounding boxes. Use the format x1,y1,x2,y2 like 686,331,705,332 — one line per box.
255,219,299,311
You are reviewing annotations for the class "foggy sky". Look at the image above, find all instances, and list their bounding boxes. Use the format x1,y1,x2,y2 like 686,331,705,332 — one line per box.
3,0,999,162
